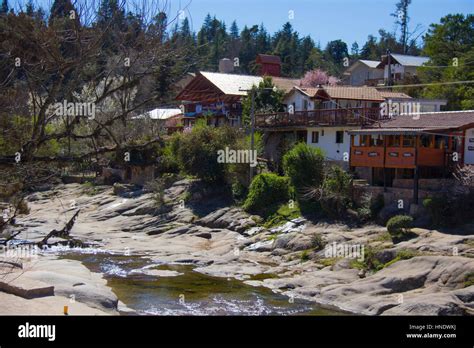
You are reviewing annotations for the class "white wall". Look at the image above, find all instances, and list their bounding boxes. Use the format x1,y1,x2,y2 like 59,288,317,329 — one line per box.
350,65,383,86
306,126,356,161
284,92,314,111
464,128,474,165
384,64,406,79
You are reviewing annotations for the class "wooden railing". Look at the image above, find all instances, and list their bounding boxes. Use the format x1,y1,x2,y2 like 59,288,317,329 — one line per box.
255,107,385,128
351,146,446,168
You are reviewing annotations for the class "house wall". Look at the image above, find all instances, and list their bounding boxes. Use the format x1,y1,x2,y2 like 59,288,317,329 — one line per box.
464,128,474,165
349,65,383,86
284,92,314,111
306,126,356,162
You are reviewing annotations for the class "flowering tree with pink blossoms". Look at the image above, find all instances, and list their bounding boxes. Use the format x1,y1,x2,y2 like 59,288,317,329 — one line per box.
300,69,340,87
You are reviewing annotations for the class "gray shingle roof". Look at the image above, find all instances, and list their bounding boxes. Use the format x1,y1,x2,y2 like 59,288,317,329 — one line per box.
389,54,429,67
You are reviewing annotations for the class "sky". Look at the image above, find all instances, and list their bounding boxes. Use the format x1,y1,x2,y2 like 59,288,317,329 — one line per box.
171,0,472,47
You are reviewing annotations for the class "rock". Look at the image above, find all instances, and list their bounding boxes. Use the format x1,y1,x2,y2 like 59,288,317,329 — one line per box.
272,233,295,250
243,226,264,236
197,207,257,233
195,232,212,239
286,234,313,251
270,221,306,234
130,269,183,277
0,273,54,299
245,240,273,252
113,183,141,197
319,256,474,315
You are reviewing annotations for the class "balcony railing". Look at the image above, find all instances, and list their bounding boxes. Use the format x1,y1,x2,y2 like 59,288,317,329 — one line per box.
255,107,385,128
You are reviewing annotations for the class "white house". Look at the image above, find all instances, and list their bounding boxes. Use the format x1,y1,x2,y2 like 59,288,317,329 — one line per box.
258,85,447,167
377,53,429,83
343,59,384,86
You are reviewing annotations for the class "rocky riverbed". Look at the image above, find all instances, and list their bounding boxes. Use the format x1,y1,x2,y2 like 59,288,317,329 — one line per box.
1,180,473,315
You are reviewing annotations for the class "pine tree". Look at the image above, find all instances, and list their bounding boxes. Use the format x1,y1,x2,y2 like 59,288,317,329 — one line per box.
0,0,8,14
230,20,239,40
350,42,359,59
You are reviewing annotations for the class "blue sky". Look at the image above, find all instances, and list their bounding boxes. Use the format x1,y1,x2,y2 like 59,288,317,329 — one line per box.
173,0,472,46
14,0,473,47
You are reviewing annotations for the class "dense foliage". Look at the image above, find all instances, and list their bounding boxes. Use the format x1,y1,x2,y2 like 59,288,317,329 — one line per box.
243,173,290,214
282,142,325,196
386,215,413,238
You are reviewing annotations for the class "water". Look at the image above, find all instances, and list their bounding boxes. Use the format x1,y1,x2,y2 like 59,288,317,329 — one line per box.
57,251,343,316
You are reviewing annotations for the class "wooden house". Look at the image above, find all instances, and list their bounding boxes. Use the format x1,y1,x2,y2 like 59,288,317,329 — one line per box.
348,110,474,202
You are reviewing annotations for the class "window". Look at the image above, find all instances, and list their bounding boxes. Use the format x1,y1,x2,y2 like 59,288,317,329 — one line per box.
336,131,344,144
388,135,401,147
311,131,319,144
303,99,308,111
403,135,415,147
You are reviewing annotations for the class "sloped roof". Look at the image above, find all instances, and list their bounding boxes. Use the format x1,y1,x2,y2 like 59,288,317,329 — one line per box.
360,60,381,68
147,108,182,120
273,77,302,93
134,108,182,120
318,86,385,101
350,110,474,133
200,71,263,96
378,91,412,99
377,54,430,68
391,54,429,66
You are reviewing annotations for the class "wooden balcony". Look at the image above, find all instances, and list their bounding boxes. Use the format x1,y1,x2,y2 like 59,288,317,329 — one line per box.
255,107,385,129
350,146,446,168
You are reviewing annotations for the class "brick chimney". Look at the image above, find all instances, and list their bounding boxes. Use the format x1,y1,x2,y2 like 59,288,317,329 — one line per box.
256,54,281,77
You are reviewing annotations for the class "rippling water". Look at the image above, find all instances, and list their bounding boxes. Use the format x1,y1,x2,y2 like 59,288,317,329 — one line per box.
55,250,342,316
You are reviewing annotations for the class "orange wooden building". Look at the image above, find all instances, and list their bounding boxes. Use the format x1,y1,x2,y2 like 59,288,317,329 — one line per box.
348,110,474,202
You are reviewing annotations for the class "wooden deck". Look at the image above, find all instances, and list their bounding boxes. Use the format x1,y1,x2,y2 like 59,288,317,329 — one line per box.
255,107,385,128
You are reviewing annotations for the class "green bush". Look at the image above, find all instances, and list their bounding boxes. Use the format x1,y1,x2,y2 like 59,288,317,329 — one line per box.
243,173,290,215
320,166,353,219
386,215,413,238
357,193,385,223
423,191,474,227
169,124,240,183
282,142,325,195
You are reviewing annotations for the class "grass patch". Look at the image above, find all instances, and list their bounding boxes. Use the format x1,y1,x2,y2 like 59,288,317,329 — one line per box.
464,272,474,288
81,181,100,196
300,249,311,262
464,239,474,247
373,232,392,243
263,202,301,228
318,257,340,267
350,248,418,272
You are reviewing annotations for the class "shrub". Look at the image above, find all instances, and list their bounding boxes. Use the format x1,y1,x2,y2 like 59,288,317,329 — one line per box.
423,191,474,227
282,142,325,195
169,124,240,183
357,193,385,223
386,215,413,238
243,173,290,215
311,233,325,251
320,166,353,219
300,250,310,262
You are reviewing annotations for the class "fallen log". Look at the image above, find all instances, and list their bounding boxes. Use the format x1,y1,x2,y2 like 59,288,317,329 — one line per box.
37,210,80,248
